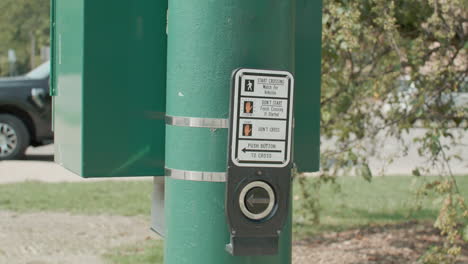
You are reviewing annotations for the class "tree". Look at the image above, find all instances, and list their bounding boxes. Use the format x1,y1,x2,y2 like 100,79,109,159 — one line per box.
299,0,467,262
0,0,50,75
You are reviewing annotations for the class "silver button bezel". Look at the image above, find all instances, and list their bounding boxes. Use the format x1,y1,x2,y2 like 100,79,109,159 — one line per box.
238,181,275,220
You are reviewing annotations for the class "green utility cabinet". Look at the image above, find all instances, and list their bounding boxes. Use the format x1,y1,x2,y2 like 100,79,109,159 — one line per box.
50,0,167,177
51,0,321,177
294,0,322,172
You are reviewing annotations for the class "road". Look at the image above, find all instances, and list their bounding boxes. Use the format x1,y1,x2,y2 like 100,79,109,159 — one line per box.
0,127,467,184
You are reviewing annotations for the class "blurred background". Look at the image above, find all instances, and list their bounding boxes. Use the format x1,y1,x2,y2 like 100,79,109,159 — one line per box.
0,0,50,77
0,0,466,264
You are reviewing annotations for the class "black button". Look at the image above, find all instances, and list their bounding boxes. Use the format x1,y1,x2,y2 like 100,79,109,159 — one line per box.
244,187,271,215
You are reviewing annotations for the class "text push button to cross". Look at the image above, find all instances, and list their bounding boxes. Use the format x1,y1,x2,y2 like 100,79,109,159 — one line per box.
239,181,276,220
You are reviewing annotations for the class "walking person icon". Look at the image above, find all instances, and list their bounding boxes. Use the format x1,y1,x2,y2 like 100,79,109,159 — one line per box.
245,80,255,92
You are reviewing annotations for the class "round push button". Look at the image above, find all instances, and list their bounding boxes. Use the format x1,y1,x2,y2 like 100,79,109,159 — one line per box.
245,187,270,214
239,181,275,220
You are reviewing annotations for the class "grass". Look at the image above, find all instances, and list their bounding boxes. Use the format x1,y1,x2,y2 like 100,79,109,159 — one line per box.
293,175,468,238
0,175,466,264
0,176,467,226
104,239,164,264
0,180,153,217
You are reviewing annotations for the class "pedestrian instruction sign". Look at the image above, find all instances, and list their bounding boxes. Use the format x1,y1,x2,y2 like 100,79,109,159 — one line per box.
229,69,294,167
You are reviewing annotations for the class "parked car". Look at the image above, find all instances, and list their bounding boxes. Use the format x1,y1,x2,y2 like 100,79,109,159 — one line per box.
0,61,52,160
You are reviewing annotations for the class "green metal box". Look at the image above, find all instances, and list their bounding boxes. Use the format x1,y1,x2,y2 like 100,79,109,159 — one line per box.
294,0,322,173
51,0,167,177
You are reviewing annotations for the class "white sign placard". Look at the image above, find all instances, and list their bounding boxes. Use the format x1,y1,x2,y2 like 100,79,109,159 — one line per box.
239,98,288,119
230,69,294,167
237,140,286,163
238,119,287,140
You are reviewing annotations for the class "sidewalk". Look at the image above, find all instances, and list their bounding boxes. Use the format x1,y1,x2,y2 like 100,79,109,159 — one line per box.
0,145,152,184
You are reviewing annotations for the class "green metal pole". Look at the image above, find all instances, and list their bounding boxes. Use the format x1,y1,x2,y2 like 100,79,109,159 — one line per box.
164,0,294,263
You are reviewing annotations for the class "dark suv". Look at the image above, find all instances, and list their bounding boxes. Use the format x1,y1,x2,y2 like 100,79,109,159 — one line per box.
0,61,53,160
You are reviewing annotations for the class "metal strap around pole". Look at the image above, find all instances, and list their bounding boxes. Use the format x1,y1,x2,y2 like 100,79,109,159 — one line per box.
165,115,229,129
166,168,227,182
164,115,228,182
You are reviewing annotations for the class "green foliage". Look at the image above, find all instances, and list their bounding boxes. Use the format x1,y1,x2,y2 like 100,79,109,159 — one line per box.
463,225,468,242
321,0,467,170
296,175,324,225
294,175,468,239
421,246,459,264
314,0,468,261
0,0,50,75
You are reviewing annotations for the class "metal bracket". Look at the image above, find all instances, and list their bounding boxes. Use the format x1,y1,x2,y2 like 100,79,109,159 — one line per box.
151,177,165,237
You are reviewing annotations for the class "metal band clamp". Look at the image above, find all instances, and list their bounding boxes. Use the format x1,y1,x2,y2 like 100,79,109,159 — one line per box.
166,168,227,182
165,115,229,129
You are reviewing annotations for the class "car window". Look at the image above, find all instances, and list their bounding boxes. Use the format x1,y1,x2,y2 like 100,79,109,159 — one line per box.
25,61,50,79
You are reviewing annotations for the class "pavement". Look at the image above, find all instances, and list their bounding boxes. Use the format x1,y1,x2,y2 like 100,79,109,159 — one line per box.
0,145,150,184
0,211,153,264
0,128,467,184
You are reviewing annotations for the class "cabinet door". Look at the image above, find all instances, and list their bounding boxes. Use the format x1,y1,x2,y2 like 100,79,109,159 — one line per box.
294,0,322,173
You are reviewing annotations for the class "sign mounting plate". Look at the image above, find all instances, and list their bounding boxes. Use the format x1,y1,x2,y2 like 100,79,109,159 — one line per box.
230,69,294,168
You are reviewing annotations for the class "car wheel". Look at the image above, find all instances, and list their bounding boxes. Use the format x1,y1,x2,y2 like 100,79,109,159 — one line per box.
0,114,30,160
